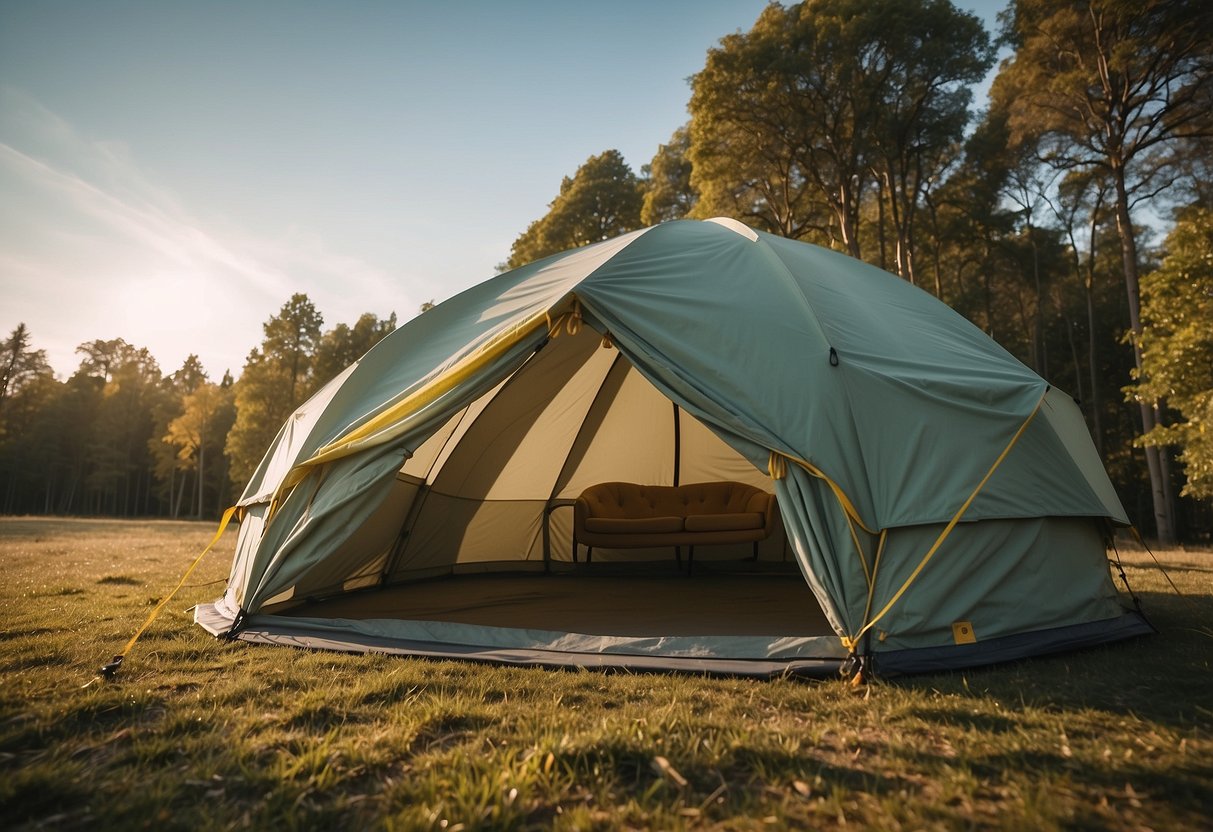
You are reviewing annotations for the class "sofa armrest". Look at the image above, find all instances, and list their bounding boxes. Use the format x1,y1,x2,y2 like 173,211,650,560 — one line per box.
746,491,777,531
573,496,590,538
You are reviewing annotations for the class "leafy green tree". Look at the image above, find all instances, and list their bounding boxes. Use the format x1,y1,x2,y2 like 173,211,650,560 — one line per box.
0,323,51,427
861,0,992,284
84,342,163,515
226,294,323,487
689,2,840,242
0,326,57,512
994,0,1213,542
166,381,234,517
688,0,992,265
1047,169,1115,450
921,109,1019,329
1134,207,1213,499
641,125,697,225
148,354,209,516
506,150,643,269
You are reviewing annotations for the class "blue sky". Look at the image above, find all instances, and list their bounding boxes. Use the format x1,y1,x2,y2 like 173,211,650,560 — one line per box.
1,0,1006,379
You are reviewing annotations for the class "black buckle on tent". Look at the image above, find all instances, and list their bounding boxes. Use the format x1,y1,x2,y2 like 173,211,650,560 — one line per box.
840,652,870,683
99,655,123,679
222,610,248,641
829,347,839,367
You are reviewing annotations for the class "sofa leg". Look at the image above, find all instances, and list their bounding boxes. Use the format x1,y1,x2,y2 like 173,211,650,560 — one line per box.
586,546,593,563
750,541,759,561
675,546,682,568
572,534,578,564
687,546,694,577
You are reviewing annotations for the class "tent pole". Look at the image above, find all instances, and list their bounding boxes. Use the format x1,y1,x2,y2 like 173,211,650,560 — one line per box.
672,402,681,487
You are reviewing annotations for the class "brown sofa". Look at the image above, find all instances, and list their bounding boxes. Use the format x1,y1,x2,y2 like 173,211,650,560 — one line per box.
572,481,777,572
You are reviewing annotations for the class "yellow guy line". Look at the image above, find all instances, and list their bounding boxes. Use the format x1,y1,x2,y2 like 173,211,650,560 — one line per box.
842,390,1047,652
769,449,877,587
264,302,573,523
858,528,889,632
97,505,238,680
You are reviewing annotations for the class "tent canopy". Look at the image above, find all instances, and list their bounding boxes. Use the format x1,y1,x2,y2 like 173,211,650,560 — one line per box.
197,218,1147,676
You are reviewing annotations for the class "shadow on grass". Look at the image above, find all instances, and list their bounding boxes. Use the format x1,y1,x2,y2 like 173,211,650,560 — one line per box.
559,735,923,801
969,749,1213,826
0,765,93,829
98,575,143,586
408,712,495,756
896,590,1213,729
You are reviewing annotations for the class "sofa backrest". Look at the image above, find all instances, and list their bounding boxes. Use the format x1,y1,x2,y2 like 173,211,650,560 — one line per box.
578,481,768,519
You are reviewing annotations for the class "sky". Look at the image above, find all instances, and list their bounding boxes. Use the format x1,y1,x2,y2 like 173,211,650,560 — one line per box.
1,0,1007,380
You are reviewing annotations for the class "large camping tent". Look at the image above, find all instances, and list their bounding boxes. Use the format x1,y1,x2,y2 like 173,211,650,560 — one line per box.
196,217,1150,676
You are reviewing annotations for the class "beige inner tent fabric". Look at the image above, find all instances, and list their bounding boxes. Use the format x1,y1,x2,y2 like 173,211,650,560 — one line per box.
262,326,791,613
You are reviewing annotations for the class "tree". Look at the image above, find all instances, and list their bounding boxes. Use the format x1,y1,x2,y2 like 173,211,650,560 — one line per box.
688,0,992,263
225,294,323,487
166,381,234,517
0,323,51,427
1047,168,1115,450
689,2,846,243
506,150,644,269
85,342,163,515
1134,207,1213,500
641,125,697,225
994,0,1213,542
861,0,993,284
261,294,324,407
0,326,57,513
148,354,211,517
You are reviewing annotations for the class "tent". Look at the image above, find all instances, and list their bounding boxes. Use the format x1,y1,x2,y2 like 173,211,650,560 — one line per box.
196,217,1150,677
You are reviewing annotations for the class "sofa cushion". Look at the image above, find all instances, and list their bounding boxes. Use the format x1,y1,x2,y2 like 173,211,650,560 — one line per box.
684,512,765,532
584,516,685,534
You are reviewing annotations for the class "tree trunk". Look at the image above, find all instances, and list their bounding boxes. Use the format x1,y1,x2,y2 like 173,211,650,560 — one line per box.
1066,317,1084,405
876,178,888,271
1085,276,1102,455
1028,223,1044,375
836,178,862,259
1113,170,1176,544
173,470,187,519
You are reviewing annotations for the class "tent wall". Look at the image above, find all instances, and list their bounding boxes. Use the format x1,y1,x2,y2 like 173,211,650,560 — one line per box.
866,516,1130,653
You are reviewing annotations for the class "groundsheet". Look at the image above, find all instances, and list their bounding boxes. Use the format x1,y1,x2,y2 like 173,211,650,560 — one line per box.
283,571,833,638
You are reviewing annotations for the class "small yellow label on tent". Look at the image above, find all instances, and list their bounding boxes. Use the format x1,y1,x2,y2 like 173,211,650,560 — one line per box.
952,621,977,644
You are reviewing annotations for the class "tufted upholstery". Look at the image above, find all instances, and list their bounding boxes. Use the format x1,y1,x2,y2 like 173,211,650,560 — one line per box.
573,481,777,563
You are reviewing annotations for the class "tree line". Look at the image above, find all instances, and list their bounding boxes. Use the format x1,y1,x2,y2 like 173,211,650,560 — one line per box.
1,0,1209,540
0,299,396,519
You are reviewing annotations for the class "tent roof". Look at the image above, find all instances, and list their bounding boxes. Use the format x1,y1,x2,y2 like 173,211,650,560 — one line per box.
242,218,1125,531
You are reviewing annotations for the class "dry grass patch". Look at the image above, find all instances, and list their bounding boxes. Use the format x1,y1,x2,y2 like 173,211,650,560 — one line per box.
1,517,1210,830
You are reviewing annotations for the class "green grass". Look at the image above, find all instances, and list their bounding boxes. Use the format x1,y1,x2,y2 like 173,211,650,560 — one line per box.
1,517,1210,830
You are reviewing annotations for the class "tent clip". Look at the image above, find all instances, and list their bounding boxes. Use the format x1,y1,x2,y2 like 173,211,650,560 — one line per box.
829,347,839,367
839,652,868,684
223,610,248,641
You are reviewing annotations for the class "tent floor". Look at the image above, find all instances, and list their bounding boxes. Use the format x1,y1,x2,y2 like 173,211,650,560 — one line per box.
283,571,834,638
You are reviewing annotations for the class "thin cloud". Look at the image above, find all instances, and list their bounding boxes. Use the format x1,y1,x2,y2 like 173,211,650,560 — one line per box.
0,89,427,378
0,141,291,297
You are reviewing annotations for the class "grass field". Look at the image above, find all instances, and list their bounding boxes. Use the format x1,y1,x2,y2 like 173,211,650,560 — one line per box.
2,517,1210,830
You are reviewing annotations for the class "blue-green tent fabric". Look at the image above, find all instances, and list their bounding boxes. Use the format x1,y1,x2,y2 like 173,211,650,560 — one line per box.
197,218,1148,676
